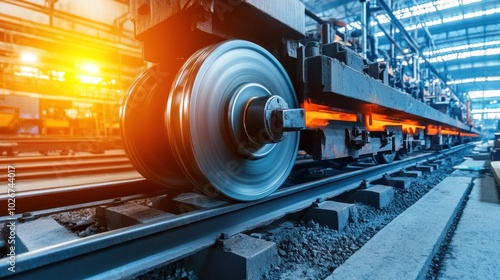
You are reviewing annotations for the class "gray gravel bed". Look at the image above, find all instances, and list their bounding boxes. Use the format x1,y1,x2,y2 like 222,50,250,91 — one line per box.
138,147,473,280
52,208,106,237
262,148,473,280
51,199,151,237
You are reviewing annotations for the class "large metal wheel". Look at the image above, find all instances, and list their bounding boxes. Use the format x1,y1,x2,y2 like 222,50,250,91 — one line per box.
121,64,190,190
166,40,300,201
373,151,397,164
395,148,408,160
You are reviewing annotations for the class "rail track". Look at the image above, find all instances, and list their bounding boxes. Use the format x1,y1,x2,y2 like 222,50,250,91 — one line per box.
0,144,472,279
0,152,126,164
0,152,134,182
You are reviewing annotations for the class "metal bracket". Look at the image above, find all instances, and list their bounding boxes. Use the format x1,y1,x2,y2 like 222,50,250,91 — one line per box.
346,127,369,150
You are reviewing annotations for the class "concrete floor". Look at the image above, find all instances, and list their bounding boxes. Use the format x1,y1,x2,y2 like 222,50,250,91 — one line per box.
437,167,500,279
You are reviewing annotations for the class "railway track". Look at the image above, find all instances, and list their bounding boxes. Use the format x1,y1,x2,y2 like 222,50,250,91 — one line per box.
0,152,126,164
0,152,134,181
0,144,472,279
0,178,163,216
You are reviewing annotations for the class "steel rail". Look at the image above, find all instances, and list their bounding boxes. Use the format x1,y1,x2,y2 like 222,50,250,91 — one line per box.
0,178,161,215
0,159,133,181
0,153,126,165
0,153,314,215
0,144,472,279
0,189,170,224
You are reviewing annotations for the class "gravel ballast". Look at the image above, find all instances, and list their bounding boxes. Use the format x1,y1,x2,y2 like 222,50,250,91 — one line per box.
138,147,474,280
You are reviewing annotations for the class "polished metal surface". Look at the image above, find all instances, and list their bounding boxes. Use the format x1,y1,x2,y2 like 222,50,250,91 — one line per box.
246,95,286,144
373,151,397,164
121,65,190,190
166,40,300,201
0,178,160,215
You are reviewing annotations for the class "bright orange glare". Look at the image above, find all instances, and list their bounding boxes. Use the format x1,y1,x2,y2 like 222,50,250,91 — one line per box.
366,113,425,133
78,74,103,84
460,132,479,137
20,52,37,63
441,129,459,136
427,125,440,135
302,101,357,128
77,63,100,74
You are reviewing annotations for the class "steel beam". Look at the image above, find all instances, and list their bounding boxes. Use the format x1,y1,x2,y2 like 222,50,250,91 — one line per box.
131,0,305,39
376,0,453,92
306,55,476,133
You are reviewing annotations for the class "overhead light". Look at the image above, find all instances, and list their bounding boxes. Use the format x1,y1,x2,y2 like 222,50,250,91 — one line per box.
15,66,38,77
471,108,500,113
348,21,362,30
78,75,103,84
77,63,100,74
423,41,500,56
20,52,37,63
468,90,500,99
375,7,500,38
426,48,500,63
374,0,482,25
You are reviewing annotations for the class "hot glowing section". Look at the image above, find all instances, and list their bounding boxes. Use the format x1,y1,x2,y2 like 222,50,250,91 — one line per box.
460,132,479,137
303,101,357,128
427,126,477,136
441,129,459,136
366,113,425,133
427,125,441,135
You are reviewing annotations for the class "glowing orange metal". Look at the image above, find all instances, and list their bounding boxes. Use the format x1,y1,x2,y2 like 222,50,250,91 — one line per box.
302,101,357,128
426,125,440,135
365,113,425,133
460,132,479,137
441,129,459,136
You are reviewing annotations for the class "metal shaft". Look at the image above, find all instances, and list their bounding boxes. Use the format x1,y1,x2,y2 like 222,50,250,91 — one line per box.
321,23,331,45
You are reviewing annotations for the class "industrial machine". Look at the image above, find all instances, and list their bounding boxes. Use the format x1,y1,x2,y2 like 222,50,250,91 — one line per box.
492,121,500,161
122,0,477,201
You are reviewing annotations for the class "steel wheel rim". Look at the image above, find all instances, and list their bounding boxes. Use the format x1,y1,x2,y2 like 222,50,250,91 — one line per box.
121,64,189,189
373,151,397,164
166,40,299,201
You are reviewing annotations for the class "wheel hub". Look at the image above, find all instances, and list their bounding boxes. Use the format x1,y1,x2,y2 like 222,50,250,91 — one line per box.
229,83,305,158
166,40,305,201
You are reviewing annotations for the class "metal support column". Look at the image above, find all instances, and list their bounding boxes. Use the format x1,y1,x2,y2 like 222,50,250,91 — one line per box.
360,0,369,60
388,0,395,66
321,23,331,45
412,55,419,80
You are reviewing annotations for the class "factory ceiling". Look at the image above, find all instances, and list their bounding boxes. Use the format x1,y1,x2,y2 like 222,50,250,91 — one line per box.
0,0,497,124
300,0,500,121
